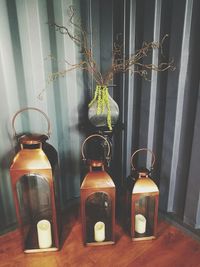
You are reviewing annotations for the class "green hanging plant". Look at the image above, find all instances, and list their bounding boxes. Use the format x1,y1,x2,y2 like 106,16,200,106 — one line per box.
88,85,112,130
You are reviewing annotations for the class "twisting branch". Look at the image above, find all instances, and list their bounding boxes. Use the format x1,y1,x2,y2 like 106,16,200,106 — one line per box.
52,5,104,85
44,6,175,130
102,34,175,84
48,7,175,86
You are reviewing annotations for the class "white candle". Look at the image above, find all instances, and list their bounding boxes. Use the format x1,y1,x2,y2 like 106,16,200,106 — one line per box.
37,219,52,249
94,221,105,242
135,214,146,234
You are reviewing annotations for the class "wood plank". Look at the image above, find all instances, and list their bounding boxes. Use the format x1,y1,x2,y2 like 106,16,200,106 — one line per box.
0,209,200,267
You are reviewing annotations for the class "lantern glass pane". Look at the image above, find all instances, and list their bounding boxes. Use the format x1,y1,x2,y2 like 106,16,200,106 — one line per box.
85,192,112,243
134,195,155,238
16,174,53,250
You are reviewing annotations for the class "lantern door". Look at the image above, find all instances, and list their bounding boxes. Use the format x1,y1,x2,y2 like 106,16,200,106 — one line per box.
85,191,113,245
132,192,159,240
15,174,58,252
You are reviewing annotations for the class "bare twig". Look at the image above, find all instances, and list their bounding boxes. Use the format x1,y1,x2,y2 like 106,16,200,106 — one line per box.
48,7,175,86
49,7,175,87
43,7,175,130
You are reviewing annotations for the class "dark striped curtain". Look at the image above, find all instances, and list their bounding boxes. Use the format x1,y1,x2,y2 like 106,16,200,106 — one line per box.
113,0,200,236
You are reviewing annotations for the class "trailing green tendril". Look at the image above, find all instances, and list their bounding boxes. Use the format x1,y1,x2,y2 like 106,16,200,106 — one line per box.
88,85,112,131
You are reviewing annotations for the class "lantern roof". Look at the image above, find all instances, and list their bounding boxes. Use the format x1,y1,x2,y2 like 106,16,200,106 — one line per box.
10,148,51,170
81,170,115,189
132,177,158,194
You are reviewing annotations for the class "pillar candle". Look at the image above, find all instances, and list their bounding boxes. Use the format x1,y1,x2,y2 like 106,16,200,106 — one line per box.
37,219,52,249
135,214,146,234
94,221,105,242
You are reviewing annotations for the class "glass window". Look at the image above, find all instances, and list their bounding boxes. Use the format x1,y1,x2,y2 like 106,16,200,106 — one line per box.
16,174,53,250
134,195,155,238
85,192,112,243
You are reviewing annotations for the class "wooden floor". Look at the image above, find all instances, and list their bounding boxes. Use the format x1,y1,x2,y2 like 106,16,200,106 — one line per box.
0,207,200,267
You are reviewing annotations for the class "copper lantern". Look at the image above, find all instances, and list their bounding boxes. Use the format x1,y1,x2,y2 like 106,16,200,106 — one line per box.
80,134,115,246
10,108,60,253
127,148,159,241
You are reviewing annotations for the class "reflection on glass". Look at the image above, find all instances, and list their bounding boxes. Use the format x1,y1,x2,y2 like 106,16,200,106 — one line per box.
134,195,155,238
85,192,112,243
16,174,53,250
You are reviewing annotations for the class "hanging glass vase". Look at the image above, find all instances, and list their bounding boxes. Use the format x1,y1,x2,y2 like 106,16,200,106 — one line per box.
88,85,119,131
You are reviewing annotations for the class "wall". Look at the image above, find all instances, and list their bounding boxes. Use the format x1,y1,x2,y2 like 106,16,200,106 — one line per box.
119,0,200,234
0,0,86,233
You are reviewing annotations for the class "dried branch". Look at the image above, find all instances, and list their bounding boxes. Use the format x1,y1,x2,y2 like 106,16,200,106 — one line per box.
48,6,175,87
44,6,175,130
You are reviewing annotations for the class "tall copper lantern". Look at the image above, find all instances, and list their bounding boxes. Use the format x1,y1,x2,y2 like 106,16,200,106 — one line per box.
80,134,115,246
128,149,159,241
10,108,60,253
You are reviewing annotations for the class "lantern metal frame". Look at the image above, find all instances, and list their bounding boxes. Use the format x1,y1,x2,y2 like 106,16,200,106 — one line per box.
130,148,159,241
10,108,60,253
80,134,115,246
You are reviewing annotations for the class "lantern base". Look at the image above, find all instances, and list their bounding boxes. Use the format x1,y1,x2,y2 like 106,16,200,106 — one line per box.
132,236,156,241
24,247,58,253
131,221,157,241
132,225,157,241
22,224,59,253
85,240,115,246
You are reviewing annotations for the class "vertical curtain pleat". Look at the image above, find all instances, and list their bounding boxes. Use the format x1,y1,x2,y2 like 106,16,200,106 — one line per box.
115,0,200,236
0,0,85,233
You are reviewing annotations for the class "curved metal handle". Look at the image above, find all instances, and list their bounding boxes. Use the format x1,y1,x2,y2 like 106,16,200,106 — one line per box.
12,107,51,138
81,134,111,161
131,148,155,171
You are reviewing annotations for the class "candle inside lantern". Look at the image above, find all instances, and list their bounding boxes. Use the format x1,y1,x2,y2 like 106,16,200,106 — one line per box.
135,214,146,234
37,219,52,249
94,221,105,242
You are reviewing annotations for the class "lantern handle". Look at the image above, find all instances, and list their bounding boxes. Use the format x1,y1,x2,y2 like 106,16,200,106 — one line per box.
81,134,111,162
12,107,51,138
131,148,155,171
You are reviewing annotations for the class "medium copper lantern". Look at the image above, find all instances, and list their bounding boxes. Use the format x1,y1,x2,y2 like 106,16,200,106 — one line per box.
80,134,115,246
10,108,60,253
127,148,159,241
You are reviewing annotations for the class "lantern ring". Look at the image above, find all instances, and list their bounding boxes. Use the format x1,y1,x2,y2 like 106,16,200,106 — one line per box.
81,134,111,161
12,107,51,138
131,148,155,171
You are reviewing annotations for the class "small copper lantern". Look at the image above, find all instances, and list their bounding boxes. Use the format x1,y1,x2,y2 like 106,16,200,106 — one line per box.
129,148,159,241
10,108,60,253
80,134,115,246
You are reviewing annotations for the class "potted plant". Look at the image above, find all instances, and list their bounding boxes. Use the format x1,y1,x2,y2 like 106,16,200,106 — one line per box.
45,6,175,131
